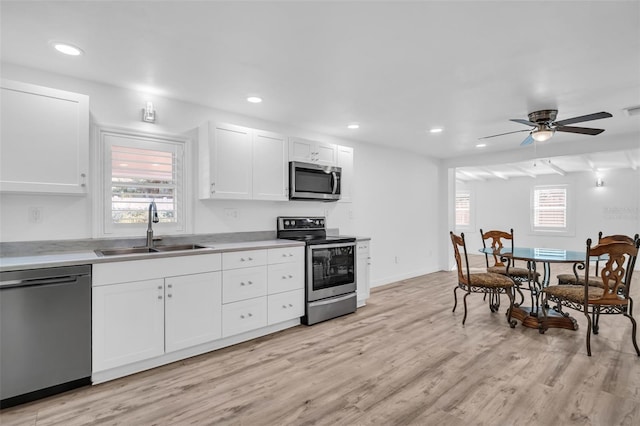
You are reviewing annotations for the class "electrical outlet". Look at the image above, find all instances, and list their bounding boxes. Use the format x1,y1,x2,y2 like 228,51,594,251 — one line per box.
224,208,239,219
29,206,43,223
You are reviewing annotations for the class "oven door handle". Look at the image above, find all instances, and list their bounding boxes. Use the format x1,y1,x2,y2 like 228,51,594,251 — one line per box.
308,241,355,250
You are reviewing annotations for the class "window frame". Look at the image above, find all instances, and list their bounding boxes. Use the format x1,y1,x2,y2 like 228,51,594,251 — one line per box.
94,126,191,238
530,184,574,236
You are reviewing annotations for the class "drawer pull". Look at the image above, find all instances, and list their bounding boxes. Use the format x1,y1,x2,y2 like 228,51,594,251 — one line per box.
240,282,245,286
282,304,287,309
282,275,287,279
288,275,293,278
248,280,253,285
158,295,163,300
167,293,172,298
288,303,293,307
289,253,294,257
157,286,162,290
240,314,245,319
248,312,253,317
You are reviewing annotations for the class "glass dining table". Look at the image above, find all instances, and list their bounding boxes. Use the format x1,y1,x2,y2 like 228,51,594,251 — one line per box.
479,247,598,331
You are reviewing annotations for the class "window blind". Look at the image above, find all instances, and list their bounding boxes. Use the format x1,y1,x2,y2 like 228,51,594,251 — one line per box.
533,187,566,228
456,192,470,227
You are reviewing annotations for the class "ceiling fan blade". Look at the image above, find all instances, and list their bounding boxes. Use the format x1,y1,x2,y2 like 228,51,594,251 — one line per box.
510,118,537,126
478,129,530,140
553,111,612,126
555,126,605,135
520,134,534,146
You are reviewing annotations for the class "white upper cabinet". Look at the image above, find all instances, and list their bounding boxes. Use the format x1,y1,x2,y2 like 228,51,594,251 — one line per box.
0,79,89,194
289,137,337,166
252,130,288,201
199,122,252,199
337,145,354,203
199,122,287,200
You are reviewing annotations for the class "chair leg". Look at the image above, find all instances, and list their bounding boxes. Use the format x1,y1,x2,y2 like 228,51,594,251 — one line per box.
539,293,548,334
453,286,459,313
506,287,517,328
624,298,640,357
462,292,470,325
585,310,593,357
592,306,600,335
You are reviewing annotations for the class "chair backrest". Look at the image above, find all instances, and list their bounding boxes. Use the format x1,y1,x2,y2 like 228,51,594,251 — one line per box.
480,228,515,268
585,238,640,301
450,231,470,285
594,233,639,274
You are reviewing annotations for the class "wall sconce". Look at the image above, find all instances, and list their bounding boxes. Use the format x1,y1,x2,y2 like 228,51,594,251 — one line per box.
142,101,156,123
596,176,604,187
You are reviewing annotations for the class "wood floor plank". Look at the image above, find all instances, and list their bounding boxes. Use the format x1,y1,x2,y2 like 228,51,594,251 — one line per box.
1,255,639,425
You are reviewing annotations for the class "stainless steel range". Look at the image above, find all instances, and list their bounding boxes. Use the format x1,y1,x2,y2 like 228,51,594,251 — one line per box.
277,216,356,325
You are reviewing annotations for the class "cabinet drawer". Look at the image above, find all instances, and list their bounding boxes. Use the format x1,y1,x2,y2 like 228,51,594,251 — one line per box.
268,289,304,325
267,246,304,264
222,249,267,270
222,297,267,337
222,266,267,303
357,241,370,255
268,262,304,294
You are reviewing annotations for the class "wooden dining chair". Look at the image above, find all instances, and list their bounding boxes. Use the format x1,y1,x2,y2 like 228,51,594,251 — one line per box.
480,228,538,305
450,231,517,327
541,238,640,356
556,232,639,289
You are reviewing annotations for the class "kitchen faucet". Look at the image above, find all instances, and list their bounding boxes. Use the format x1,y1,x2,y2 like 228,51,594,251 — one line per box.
146,201,159,248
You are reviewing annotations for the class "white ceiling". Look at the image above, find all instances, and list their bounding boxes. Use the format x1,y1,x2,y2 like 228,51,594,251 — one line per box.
1,1,639,169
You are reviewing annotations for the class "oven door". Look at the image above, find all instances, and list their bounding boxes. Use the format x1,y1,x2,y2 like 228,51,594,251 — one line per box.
306,242,356,301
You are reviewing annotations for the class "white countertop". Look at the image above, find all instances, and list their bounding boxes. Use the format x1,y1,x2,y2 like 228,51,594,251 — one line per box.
0,239,305,272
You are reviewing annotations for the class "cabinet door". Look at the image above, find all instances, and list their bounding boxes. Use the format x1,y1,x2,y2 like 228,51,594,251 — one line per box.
315,141,338,166
337,145,354,203
165,272,222,353
356,242,371,307
208,123,252,199
252,130,288,201
92,279,165,372
289,137,314,163
0,79,89,194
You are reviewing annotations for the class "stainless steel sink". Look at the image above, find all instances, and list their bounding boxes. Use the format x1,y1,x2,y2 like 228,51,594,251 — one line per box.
95,247,158,257
95,244,210,257
153,244,209,252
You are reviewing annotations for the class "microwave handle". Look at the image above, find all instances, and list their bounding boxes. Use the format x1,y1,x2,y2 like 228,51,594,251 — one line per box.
331,172,338,194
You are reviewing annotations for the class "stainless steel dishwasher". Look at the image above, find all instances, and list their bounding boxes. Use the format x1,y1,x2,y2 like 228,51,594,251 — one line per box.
1,265,92,408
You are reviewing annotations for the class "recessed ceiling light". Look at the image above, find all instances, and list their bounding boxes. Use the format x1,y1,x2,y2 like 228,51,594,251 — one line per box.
476,143,486,148
247,96,262,103
51,42,83,56
347,123,359,129
429,128,443,133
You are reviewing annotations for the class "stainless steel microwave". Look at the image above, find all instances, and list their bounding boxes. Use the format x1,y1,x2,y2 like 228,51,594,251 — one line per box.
289,161,341,201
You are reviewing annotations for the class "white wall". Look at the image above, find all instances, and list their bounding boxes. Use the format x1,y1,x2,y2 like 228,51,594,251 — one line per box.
0,64,442,287
456,168,640,255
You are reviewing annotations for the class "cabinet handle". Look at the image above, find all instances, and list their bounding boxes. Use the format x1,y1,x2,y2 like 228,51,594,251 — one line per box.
167,293,172,298
288,275,293,278
80,173,87,187
282,304,287,309
240,282,245,286
282,253,287,257
168,284,172,288
288,303,293,307
240,314,245,319
248,257,253,261
282,275,287,280
211,182,215,194
248,281,253,285
248,313,253,317
157,286,162,290
158,295,163,300
240,258,245,262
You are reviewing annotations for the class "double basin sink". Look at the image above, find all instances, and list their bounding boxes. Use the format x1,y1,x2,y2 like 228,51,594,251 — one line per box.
95,244,210,257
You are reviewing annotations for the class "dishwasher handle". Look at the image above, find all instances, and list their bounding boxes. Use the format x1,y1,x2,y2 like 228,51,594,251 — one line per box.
0,275,83,289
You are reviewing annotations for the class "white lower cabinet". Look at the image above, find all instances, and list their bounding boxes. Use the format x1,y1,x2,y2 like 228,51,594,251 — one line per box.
268,289,305,325
356,241,371,307
222,297,268,337
165,272,222,353
92,245,304,382
92,279,165,372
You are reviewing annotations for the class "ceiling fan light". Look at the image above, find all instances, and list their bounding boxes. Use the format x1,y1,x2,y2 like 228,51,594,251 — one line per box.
531,128,554,142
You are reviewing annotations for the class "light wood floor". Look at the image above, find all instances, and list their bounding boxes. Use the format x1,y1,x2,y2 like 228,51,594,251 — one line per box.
2,255,639,425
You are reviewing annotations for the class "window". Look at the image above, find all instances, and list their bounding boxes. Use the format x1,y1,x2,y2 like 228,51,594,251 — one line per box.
98,128,187,236
532,185,569,233
455,191,471,228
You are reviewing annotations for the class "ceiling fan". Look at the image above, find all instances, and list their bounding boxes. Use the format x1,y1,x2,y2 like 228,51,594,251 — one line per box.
480,109,613,146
